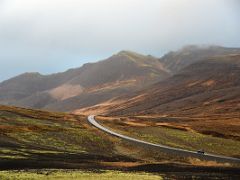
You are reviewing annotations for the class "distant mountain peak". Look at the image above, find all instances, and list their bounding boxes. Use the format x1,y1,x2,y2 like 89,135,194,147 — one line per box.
115,50,146,59
117,50,138,55
105,50,157,64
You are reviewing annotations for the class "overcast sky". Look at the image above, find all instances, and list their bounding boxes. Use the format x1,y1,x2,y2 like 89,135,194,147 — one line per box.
0,0,239,81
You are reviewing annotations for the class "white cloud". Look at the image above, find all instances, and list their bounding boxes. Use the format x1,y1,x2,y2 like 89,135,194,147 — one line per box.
0,0,239,80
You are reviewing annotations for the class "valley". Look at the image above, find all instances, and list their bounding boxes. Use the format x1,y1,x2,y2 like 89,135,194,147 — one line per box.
0,45,240,179
0,105,239,179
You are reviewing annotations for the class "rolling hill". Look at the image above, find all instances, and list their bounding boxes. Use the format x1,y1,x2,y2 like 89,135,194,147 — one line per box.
0,51,169,111
1,105,239,179
77,54,240,140
1,48,240,178
107,54,240,116
1,46,240,113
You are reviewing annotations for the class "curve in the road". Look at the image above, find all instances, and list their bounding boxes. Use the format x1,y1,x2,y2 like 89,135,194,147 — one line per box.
88,115,240,164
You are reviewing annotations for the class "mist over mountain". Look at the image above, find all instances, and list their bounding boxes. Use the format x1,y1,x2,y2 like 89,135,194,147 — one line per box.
1,0,240,176
0,50,169,111
72,46,240,116
103,54,240,117
0,45,240,113
160,45,240,73
1,0,239,82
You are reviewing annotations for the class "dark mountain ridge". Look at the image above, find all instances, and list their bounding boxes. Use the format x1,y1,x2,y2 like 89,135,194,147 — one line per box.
1,45,240,113
106,54,240,116
0,51,169,111
160,45,240,73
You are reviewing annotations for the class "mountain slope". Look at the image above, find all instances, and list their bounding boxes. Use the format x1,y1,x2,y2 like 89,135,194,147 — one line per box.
82,54,240,117
0,51,169,111
1,46,239,113
44,51,169,111
0,68,85,104
77,54,240,141
160,45,240,73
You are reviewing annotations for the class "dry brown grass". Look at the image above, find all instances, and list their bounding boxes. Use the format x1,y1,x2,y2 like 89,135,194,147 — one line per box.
1,105,239,179
188,158,231,167
96,115,240,163
105,115,240,141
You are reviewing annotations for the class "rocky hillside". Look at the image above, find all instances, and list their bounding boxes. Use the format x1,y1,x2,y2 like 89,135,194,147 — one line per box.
0,51,169,111
83,54,240,117
1,46,240,113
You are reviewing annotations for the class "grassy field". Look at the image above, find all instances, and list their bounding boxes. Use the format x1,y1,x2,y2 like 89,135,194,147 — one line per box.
0,105,136,170
96,116,240,158
0,170,162,180
128,115,240,141
0,105,239,179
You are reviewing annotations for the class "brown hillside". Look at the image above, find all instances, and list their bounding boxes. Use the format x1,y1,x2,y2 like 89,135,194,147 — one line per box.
160,45,240,73
107,54,240,116
0,51,169,111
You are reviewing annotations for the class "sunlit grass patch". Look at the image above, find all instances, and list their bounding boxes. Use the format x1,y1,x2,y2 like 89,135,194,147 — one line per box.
98,118,240,157
0,170,163,180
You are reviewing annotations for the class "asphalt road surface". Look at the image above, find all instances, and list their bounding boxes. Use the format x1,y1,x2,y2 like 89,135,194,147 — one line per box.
88,115,240,164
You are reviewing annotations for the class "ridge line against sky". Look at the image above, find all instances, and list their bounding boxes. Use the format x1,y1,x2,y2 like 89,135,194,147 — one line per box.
0,0,239,81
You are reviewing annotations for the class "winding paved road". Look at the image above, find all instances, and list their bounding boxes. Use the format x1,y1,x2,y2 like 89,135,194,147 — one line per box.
88,115,240,164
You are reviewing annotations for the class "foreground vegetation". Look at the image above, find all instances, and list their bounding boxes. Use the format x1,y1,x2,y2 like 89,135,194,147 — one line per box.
0,105,134,169
97,116,240,158
0,105,239,179
0,170,162,180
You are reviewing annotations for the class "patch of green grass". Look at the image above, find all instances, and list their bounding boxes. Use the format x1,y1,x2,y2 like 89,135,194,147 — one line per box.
0,106,116,164
0,170,163,180
99,121,240,157
6,127,114,154
133,126,240,157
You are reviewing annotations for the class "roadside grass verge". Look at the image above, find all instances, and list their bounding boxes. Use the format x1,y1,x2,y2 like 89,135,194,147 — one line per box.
96,116,240,158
